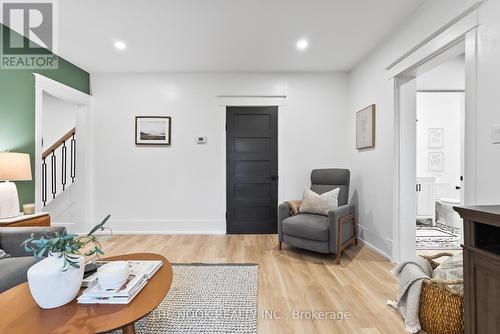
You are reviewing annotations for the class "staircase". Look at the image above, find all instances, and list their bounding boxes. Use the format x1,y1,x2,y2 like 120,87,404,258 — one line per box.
41,127,77,206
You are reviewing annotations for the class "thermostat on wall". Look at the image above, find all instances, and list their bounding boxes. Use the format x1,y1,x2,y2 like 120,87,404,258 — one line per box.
196,136,207,144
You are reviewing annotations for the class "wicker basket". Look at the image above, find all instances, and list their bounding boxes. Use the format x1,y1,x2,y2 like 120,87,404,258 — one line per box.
418,253,464,334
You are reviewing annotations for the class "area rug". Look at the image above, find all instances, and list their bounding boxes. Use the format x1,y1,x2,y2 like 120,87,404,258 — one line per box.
416,226,456,238
111,264,258,334
416,218,433,227
416,227,461,250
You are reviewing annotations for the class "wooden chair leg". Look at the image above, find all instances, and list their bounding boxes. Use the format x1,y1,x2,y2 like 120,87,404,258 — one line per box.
278,241,282,250
336,212,357,265
337,215,343,265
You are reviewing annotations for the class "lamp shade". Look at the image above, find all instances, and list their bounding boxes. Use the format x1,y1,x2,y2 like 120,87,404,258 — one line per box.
0,152,32,181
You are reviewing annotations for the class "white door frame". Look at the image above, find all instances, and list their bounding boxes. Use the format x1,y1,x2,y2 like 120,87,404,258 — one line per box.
34,73,91,231
388,7,480,263
217,95,287,232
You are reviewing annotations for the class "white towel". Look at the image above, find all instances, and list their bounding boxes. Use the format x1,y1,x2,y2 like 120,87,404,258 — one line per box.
388,257,433,333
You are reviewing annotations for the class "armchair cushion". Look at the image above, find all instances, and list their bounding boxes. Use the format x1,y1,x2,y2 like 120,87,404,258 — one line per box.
0,226,66,258
299,187,339,216
0,227,67,292
0,256,40,293
310,169,350,206
282,214,329,242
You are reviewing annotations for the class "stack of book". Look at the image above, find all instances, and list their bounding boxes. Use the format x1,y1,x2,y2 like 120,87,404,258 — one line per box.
77,260,162,304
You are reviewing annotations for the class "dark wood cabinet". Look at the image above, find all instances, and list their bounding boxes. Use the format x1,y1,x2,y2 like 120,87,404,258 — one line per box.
455,205,500,334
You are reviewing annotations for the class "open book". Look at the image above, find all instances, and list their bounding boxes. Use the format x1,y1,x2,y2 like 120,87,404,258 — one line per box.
78,260,162,304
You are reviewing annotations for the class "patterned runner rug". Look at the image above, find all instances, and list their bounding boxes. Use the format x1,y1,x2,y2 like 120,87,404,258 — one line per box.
416,227,461,249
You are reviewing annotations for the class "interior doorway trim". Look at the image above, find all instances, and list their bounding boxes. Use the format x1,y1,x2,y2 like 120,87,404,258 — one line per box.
389,9,480,263
33,74,91,229
416,90,465,93
217,95,286,233
385,1,482,76
217,96,286,107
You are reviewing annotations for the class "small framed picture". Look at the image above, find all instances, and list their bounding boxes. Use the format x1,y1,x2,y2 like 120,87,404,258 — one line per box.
356,104,376,150
428,152,444,171
135,116,171,145
428,128,444,148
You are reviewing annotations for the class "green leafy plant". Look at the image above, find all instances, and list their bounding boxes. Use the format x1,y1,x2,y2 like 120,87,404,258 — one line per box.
22,215,111,271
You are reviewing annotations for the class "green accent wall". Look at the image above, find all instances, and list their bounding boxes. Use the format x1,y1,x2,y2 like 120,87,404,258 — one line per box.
0,23,90,208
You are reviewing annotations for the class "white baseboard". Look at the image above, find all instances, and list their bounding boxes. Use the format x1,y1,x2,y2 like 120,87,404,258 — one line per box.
89,219,226,235
359,238,393,262
357,224,393,261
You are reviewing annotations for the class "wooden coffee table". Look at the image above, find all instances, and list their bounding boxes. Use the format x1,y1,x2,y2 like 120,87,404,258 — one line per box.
0,253,173,334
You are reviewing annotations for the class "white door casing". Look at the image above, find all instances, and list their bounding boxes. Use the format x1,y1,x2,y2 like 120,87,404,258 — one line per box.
388,5,480,263
34,74,91,232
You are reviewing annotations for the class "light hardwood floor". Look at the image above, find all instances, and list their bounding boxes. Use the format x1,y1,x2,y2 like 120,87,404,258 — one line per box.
100,235,406,334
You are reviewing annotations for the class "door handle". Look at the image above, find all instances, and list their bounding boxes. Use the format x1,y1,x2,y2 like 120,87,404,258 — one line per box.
271,175,279,181
455,186,462,190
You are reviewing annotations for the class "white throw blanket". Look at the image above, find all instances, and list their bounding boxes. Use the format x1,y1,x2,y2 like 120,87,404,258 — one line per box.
388,257,433,333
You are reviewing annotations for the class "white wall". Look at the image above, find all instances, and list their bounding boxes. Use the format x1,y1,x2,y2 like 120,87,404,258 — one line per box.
90,73,349,233
41,92,78,204
416,55,465,91
348,0,500,259
42,92,77,149
416,92,464,200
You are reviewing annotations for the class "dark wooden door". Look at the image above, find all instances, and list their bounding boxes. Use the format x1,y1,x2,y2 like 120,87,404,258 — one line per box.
226,106,278,234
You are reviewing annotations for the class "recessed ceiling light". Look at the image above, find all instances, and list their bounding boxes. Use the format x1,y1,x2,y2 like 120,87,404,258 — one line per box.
114,41,127,50
296,39,309,50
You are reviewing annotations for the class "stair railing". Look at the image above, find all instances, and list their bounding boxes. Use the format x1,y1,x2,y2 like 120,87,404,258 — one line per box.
41,127,76,207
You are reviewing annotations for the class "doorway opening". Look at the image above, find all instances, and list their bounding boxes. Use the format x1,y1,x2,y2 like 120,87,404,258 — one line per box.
415,54,465,251
34,74,91,232
41,91,78,206
390,12,479,262
225,106,278,234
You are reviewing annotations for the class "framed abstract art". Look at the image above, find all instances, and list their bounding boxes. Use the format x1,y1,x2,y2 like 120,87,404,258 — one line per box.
356,104,376,150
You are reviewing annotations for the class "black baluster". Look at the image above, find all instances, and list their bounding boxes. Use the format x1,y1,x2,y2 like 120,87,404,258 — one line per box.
61,141,67,191
70,134,76,183
42,157,47,206
51,150,56,199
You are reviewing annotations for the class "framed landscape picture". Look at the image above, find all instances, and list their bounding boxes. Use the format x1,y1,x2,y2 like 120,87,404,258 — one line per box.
356,104,376,149
135,116,171,145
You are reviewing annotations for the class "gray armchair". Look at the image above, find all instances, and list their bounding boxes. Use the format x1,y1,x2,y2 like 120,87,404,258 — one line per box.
0,226,66,293
278,169,358,264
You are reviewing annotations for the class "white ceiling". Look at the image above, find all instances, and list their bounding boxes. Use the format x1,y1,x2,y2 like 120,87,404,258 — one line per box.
55,0,425,73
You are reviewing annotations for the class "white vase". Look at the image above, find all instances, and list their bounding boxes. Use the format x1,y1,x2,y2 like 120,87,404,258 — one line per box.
27,253,85,309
